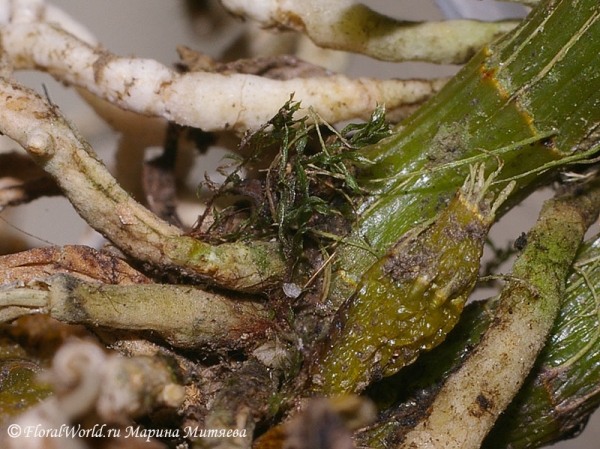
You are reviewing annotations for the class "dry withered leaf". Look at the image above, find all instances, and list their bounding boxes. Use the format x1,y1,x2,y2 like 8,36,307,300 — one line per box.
0,245,151,286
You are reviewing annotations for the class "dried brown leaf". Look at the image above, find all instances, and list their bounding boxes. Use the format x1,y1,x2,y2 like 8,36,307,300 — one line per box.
0,245,151,286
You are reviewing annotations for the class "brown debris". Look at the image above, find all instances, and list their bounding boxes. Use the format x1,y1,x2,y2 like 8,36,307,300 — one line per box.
0,151,61,210
254,396,376,449
177,45,332,80
0,245,151,286
142,123,183,227
7,315,92,357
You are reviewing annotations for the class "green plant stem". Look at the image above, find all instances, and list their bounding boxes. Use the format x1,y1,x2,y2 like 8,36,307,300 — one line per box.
311,165,514,395
355,299,496,448
359,215,600,449
399,181,600,449
328,0,600,308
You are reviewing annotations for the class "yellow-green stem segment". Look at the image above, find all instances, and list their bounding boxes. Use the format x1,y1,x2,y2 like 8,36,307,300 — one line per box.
400,181,600,449
312,165,514,394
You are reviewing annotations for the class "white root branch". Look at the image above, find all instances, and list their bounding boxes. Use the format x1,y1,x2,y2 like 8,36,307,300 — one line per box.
0,76,286,292
0,21,446,133
0,2,446,292
220,0,519,64
10,0,42,23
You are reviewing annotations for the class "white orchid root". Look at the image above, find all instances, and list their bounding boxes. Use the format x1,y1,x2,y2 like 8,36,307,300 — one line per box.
220,0,519,64
0,0,453,292
0,21,447,133
0,76,286,293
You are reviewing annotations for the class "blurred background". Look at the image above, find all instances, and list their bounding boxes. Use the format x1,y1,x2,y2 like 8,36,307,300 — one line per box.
1,1,598,447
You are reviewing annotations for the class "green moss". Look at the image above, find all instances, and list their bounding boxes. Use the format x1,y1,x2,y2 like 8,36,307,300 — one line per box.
192,99,391,270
